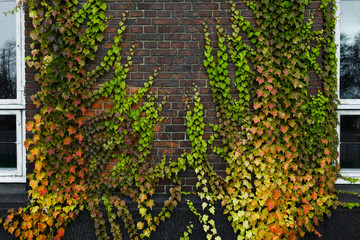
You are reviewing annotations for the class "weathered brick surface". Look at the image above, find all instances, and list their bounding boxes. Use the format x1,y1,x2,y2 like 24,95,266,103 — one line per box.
25,0,324,192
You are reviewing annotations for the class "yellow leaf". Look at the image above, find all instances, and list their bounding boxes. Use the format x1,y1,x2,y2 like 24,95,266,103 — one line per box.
146,199,154,210
137,221,144,230
35,161,42,171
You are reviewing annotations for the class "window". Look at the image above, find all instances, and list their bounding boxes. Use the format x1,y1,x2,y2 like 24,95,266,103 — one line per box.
0,0,25,182
336,0,360,183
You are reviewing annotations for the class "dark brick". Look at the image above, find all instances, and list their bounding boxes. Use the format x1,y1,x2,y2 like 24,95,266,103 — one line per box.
138,3,164,10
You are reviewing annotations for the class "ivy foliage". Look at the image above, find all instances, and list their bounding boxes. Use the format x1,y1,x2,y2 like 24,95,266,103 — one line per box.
0,0,341,239
199,0,339,238
1,0,182,239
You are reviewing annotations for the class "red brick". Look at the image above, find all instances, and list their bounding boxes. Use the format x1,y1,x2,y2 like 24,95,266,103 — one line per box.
165,3,191,10
153,19,178,25
193,3,218,10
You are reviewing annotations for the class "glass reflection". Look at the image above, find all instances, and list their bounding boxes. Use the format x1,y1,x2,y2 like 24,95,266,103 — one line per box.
0,115,16,168
340,115,360,168
340,0,360,99
0,1,16,100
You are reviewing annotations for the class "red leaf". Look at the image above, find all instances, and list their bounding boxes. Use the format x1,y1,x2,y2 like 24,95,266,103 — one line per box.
253,102,261,110
302,204,312,215
73,99,81,107
253,115,260,124
78,170,84,179
57,228,65,237
66,73,72,81
76,119,84,127
270,224,281,234
321,139,328,144
75,133,84,143
66,112,76,121
283,69,289,76
250,127,256,135
74,55,81,62
69,165,76,174
75,149,82,157
79,105,87,116
47,148,55,156
65,155,73,163
50,123,57,133
256,89,263,97
39,186,47,196
256,77,264,84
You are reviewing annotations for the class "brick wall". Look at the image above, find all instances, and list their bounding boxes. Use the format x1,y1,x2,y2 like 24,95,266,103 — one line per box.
24,0,325,192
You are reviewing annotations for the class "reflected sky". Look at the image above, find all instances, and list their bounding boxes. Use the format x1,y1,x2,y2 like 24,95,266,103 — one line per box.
341,0,360,44
0,1,15,48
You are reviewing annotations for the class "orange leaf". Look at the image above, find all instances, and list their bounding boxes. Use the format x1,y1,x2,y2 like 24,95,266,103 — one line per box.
35,161,42,171
33,134,40,144
57,228,65,237
30,147,40,156
273,189,281,200
253,102,261,110
34,114,41,123
227,187,235,195
68,125,76,135
26,121,34,132
302,204,312,215
266,198,276,211
270,224,281,234
68,175,75,184
280,125,288,134
324,148,330,155
63,137,72,145
24,139,33,150
139,193,147,202
250,127,256,135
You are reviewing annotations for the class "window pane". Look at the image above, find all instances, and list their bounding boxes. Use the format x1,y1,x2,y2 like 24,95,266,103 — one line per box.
0,1,16,100
340,115,360,168
340,0,360,99
0,114,16,169
0,143,16,168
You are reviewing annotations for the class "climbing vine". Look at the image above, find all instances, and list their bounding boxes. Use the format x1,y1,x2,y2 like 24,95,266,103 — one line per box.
199,0,339,238
2,0,182,239
0,0,341,239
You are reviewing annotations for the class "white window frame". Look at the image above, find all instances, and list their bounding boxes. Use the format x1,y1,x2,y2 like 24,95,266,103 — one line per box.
336,0,360,183
0,2,25,182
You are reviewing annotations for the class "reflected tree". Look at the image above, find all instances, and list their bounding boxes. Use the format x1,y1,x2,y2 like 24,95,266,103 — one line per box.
0,39,16,99
340,32,360,98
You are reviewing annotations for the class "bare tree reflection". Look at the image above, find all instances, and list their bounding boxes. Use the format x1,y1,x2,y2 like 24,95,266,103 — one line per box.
0,39,16,99
340,33,360,99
